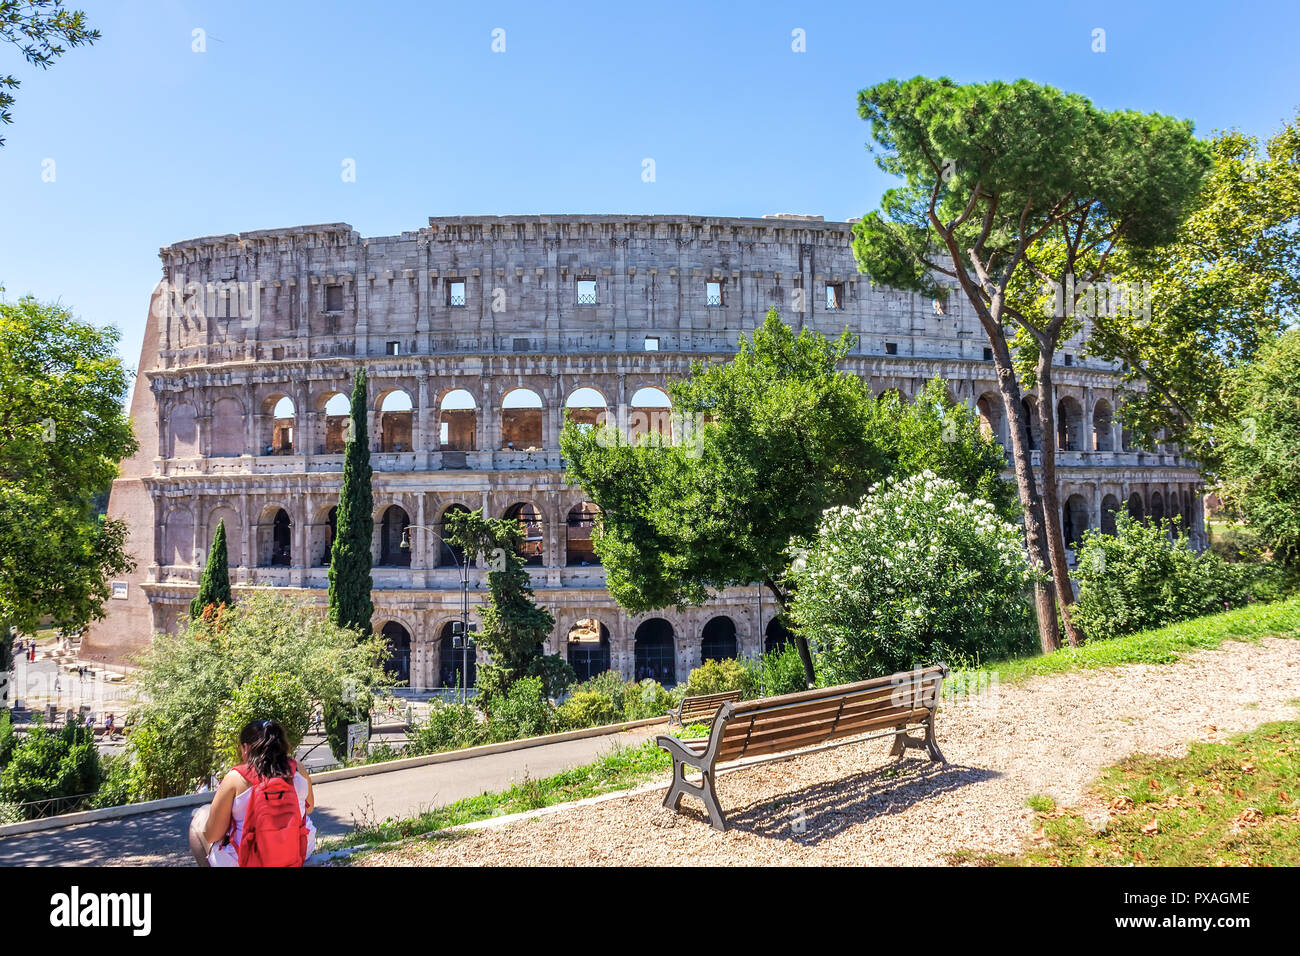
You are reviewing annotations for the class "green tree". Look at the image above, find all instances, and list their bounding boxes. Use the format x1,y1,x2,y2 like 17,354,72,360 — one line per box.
0,0,98,146
328,368,374,633
442,508,558,702
852,76,1210,649
0,296,136,691
0,719,101,820
189,518,232,618
1088,115,1300,470
561,309,1010,686
1217,329,1300,562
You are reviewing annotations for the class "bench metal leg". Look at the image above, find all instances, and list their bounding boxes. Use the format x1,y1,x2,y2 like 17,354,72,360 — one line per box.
891,716,946,764
923,713,947,764
663,758,728,831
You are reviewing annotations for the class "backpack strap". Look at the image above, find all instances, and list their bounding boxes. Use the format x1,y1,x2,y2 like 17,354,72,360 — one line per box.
233,763,259,785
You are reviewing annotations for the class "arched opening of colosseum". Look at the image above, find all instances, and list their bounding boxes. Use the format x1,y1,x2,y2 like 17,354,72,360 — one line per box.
163,507,194,566
701,616,738,662
629,386,672,444
1150,491,1165,523
439,389,477,451
566,618,610,682
378,505,411,567
378,390,414,452
1021,397,1042,450
634,618,676,684
877,387,909,405
1057,397,1084,451
439,504,470,566
318,392,351,454
257,506,292,566
1122,426,1134,451
503,502,544,566
764,617,793,655
311,505,338,566
207,509,241,567
438,621,476,689
167,403,199,459
380,621,411,686
501,388,543,450
1093,399,1115,451
976,393,1004,444
1127,492,1146,522
565,387,608,432
264,395,296,455
1063,494,1090,549
1101,494,1120,535
566,502,601,566
210,397,244,457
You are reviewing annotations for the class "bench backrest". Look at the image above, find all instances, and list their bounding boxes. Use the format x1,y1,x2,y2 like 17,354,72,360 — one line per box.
679,690,743,724
711,665,946,763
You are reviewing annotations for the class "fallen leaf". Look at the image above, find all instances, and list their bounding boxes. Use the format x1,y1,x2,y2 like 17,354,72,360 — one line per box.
1141,818,1159,836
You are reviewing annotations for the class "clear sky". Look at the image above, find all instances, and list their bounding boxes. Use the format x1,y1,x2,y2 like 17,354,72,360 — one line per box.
2,0,1298,386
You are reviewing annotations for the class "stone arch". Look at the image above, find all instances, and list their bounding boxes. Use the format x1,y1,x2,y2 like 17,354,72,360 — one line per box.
634,617,676,684
1150,490,1165,523
501,387,544,450
167,403,199,459
565,501,601,566
378,620,412,686
976,392,1004,444
438,503,471,566
701,615,738,662
438,620,477,689
310,503,338,567
629,386,673,444
1127,491,1146,522
438,388,477,451
1057,396,1084,451
261,394,295,455
316,390,351,455
1063,493,1090,548
256,504,293,567
209,397,244,457
566,618,611,683
377,388,414,452
1022,396,1042,451
1100,494,1120,536
564,386,609,430
503,501,544,566
206,505,242,568
1092,399,1115,452
162,505,194,566
377,504,411,567
764,616,793,655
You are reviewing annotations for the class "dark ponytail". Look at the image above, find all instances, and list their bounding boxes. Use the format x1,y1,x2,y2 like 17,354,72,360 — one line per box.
239,718,292,781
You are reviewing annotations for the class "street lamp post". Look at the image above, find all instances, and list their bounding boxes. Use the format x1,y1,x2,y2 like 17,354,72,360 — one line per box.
399,524,473,704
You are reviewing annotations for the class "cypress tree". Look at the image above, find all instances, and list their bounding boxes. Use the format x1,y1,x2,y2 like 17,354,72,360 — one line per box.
328,368,374,633
189,518,232,618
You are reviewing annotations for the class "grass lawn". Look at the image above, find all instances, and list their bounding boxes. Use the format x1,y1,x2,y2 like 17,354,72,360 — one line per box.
973,594,1300,687
956,720,1300,866
319,740,672,855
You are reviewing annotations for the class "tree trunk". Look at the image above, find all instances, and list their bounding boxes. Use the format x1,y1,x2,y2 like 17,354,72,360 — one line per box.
1033,358,1084,647
991,357,1063,654
765,576,816,688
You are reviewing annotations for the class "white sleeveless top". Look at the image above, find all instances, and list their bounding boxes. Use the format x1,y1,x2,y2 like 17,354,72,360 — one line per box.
207,770,316,868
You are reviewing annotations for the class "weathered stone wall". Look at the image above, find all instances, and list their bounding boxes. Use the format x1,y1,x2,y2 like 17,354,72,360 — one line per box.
81,215,1204,687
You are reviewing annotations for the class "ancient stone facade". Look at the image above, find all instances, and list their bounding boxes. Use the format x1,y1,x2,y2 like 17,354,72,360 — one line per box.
82,215,1205,689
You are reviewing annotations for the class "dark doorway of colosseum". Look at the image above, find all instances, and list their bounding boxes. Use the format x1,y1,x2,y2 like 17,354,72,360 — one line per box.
701,616,738,662
1063,494,1089,549
501,389,543,450
379,506,411,567
379,391,414,452
567,619,610,682
1093,401,1114,451
382,621,411,686
1057,397,1084,451
1150,491,1165,523
1101,495,1120,536
634,618,675,684
317,506,338,566
439,504,469,566
764,617,792,655
439,621,476,689
566,502,601,565
1022,397,1040,451
271,508,291,566
1127,492,1145,522
504,502,544,566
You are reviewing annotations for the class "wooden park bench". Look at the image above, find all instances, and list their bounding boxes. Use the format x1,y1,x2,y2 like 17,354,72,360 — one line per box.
656,664,948,831
667,690,743,729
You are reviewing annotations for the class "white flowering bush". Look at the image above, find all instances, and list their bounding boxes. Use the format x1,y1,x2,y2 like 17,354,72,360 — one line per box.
788,471,1039,683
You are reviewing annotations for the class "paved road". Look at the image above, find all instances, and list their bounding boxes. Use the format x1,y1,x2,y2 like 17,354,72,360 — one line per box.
0,725,662,866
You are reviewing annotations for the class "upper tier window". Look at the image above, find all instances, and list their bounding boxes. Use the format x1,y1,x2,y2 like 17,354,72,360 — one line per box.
577,279,597,306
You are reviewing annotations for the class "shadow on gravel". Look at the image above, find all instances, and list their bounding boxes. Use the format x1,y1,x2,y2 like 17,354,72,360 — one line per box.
713,758,1001,846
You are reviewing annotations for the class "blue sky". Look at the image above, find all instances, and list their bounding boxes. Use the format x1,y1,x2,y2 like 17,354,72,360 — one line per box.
2,0,1298,383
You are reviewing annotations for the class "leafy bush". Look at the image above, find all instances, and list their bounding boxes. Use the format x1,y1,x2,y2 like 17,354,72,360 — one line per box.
0,709,14,768
623,679,679,721
788,470,1039,683
212,672,311,770
90,753,133,810
408,702,487,755
0,720,101,820
527,653,577,699
1072,514,1257,642
554,690,621,730
568,670,630,714
683,658,757,699
484,677,555,742
755,642,808,697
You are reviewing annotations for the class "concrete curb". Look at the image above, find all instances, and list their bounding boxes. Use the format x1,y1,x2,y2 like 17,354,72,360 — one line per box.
0,716,667,840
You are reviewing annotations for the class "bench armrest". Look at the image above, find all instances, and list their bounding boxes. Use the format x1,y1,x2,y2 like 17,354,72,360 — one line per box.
656,734,709,769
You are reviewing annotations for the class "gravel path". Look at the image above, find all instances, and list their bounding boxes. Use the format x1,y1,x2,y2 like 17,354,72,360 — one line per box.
350,637,1300,866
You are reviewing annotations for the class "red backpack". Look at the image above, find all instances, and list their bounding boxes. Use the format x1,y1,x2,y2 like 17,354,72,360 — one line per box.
232,759,309,867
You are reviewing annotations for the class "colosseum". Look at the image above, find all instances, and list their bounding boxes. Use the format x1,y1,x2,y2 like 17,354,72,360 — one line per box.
82,214,1206,689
